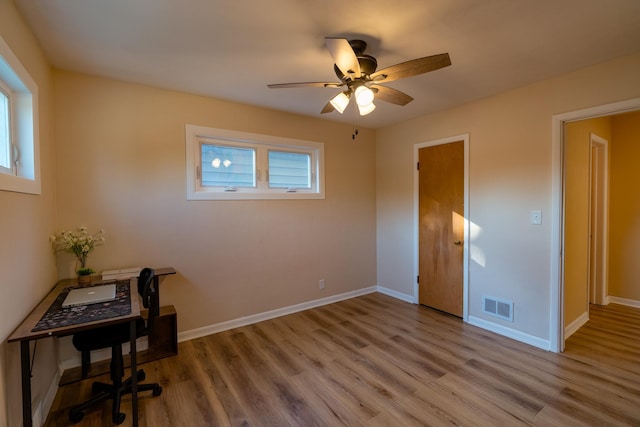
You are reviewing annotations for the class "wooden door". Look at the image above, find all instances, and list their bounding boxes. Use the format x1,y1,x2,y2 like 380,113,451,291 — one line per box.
418,141,464,317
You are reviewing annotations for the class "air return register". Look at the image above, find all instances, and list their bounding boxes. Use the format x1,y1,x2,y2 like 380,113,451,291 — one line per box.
482,296,514,322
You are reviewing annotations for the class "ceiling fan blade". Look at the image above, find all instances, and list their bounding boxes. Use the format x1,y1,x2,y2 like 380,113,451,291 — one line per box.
325,37,361,79
268,82,343,89
320,101,335,114
371,53,451,83
372,85,414,106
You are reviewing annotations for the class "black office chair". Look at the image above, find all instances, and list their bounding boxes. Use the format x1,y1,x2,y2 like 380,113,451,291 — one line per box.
69,267,163,424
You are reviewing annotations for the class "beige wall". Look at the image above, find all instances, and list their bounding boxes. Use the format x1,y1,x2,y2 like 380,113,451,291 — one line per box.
52,71,377,332
0,0,58,426
563,117,611,327
377,53,640,342
3,4,640,423
609,111,640,300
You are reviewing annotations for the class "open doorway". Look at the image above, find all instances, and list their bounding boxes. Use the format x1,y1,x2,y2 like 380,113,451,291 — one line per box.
550,97,640,352
562,124,610,339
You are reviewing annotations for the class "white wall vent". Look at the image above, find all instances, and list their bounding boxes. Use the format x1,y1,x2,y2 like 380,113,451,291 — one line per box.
482,296,514,322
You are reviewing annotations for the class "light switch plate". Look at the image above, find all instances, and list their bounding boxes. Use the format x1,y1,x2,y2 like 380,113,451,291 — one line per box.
530,210,542,225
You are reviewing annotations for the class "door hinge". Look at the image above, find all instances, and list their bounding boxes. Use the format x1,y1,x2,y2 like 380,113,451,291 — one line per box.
417,275,419,283
416,162,420,170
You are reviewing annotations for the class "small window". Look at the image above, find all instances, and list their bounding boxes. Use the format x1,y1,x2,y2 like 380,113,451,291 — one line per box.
0,35,40,195
186,125,324,200
201,144,256,188
268,151,311,190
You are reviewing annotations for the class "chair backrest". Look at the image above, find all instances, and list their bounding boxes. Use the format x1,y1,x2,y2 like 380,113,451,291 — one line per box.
137,267,158,334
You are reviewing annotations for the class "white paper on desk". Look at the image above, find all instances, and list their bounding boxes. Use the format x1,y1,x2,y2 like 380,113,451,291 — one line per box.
101,267,141,281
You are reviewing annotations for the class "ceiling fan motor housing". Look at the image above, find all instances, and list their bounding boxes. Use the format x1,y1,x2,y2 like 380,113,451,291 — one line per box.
333,39,378,82
334,54,377,80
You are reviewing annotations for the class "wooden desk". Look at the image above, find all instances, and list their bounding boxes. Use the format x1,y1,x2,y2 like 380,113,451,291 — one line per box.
59,267,178,385
7,279,142,427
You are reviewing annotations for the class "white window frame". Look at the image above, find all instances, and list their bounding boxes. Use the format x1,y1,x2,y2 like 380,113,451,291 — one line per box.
0,35,40,195
186,124,325,200
0,82,12,174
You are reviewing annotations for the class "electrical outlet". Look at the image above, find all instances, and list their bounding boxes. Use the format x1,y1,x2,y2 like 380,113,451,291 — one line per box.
319,279,325,289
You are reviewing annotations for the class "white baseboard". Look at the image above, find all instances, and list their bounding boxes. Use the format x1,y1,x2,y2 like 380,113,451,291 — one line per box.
376,285,416,304
608,296,640,308
468,315,551,351
564,311,589,339
31,367,61,426
178,286,378,342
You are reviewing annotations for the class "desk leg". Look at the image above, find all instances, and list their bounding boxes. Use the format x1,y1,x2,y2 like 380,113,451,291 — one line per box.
130,320,138,427
20,340,33,427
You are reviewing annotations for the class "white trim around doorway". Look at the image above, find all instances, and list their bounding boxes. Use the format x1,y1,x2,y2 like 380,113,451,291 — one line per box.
550,97,640,352
589,133,609,307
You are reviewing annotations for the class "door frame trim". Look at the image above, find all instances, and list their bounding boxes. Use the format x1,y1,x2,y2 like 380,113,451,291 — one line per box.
413,133,470,321
589,133,609,307
551,97,640,352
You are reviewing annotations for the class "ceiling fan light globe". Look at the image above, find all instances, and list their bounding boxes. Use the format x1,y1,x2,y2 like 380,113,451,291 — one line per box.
330,92,350,114
355,86,375,106
358,102,376,116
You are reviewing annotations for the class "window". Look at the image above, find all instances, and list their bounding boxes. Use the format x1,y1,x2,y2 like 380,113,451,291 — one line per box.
186,125,324,200
201,144,256,189
0,35,40,194
0,86,10,172
268,151,311,189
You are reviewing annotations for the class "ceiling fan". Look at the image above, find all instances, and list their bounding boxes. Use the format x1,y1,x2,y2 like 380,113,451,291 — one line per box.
267,37,451,116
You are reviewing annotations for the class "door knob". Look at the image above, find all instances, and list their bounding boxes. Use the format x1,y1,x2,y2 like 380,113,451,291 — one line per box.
453,240,462,245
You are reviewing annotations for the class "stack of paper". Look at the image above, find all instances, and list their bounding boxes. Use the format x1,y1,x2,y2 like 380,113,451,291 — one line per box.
101,267,142,281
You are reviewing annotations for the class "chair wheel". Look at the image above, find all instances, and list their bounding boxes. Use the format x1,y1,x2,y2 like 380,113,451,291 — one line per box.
153,385,163,396
114,412,126,424
137,369,146,381
69,409,84,423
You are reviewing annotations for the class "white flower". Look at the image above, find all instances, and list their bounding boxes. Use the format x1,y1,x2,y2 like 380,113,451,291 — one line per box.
51,227,106,268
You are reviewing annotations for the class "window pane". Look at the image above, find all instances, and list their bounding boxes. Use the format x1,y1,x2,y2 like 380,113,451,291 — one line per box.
0,90,9,169
201,144,255,187
268,151,311,189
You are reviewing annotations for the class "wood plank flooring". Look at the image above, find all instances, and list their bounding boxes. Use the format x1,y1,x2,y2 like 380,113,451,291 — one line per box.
43,294,640,426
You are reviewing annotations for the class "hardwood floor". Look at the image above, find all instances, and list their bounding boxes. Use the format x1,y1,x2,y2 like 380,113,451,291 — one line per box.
44,294,640,426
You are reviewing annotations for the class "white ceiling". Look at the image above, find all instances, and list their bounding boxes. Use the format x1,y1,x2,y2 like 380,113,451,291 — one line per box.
14,0,640,129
